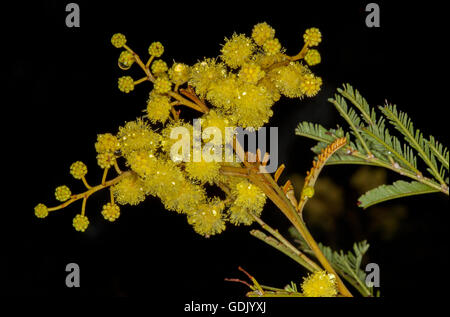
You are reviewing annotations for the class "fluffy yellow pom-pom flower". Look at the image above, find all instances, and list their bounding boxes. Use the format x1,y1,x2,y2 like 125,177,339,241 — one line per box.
201,109,233,142
117,118,160,155
55,185,71,202
187,199,226,236
303,28,322,47
300,74,322,97
304,49,321,66
220,33,255,69
118,76,134,93
34,203,48,218
73,214,89,232
185,160,221,184
111,33,126,48
251,22,275,46
239,62,265,84
112,173,147,205
206,76,239,110
233,83,274,128
146,92,172,124
189,58,226,97
126,150,158,177
101,203,121,222
301,270,338,297
271,62,307,98
95,133,120,154
263,38,281,56
169,63,191,85
229,180,266,225
70,161,87,179
148,41,164,57
160,120,193,156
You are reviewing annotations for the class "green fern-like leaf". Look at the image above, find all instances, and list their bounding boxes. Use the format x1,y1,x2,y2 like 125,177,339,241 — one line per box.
380,104,445,184
325,241,372,297
362,118,419,173
337,84,376,126
328,95,372,156
288,229,374,297
358,180,439,209
294,122,338,144
428,135,449,170
296,84,448,206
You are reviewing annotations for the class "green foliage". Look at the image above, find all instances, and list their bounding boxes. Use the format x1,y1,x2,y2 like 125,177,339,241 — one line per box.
289,227,373,297
379,104,446,184
295,83,449,208
358,180,440,209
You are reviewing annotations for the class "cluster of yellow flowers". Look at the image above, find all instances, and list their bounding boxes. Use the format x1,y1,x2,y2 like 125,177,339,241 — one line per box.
34,23,323,237
301,270,338,297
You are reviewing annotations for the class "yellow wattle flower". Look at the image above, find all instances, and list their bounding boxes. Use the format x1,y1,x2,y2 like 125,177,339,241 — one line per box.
146,92,171,124
55,185,71,202
251,22,275,46
301,270,338,297
73,214,89,232
303,27,322,47
148,41,164,57
220,33,255,69
70,161,87,179
112,173,147,206
101,203,121,222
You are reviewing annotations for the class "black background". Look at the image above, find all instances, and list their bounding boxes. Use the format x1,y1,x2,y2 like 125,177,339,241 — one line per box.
3,0,448,305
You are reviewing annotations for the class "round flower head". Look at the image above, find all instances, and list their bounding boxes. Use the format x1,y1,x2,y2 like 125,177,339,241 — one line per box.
111,33,126,48
169,63,191,85
300,74,322,97
185,160,221,184
301,271,338,297
201,109,232,141
187,199,226,237
189,58,226,97
73,214,89,232
303,28,322,47
96,152,116,169
95,133,120,154
70,161,87,179
148,41,164,57
263,38,281,56
101,203,121,222
151,59,168,75
206,76,239,110
117,118,161,155
229,180,267,225
118,76,134,93
112,173,146,205
34,203,48,219
126,149,158,177
271,62,306,98
146,92,172,124
118,50,135,69
304,49,321,66
239,62,265,84
220,33,255,69
233,83,274,128
55,185,71,202
160,120,193,156
252,22,275,46
154,76,172,94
